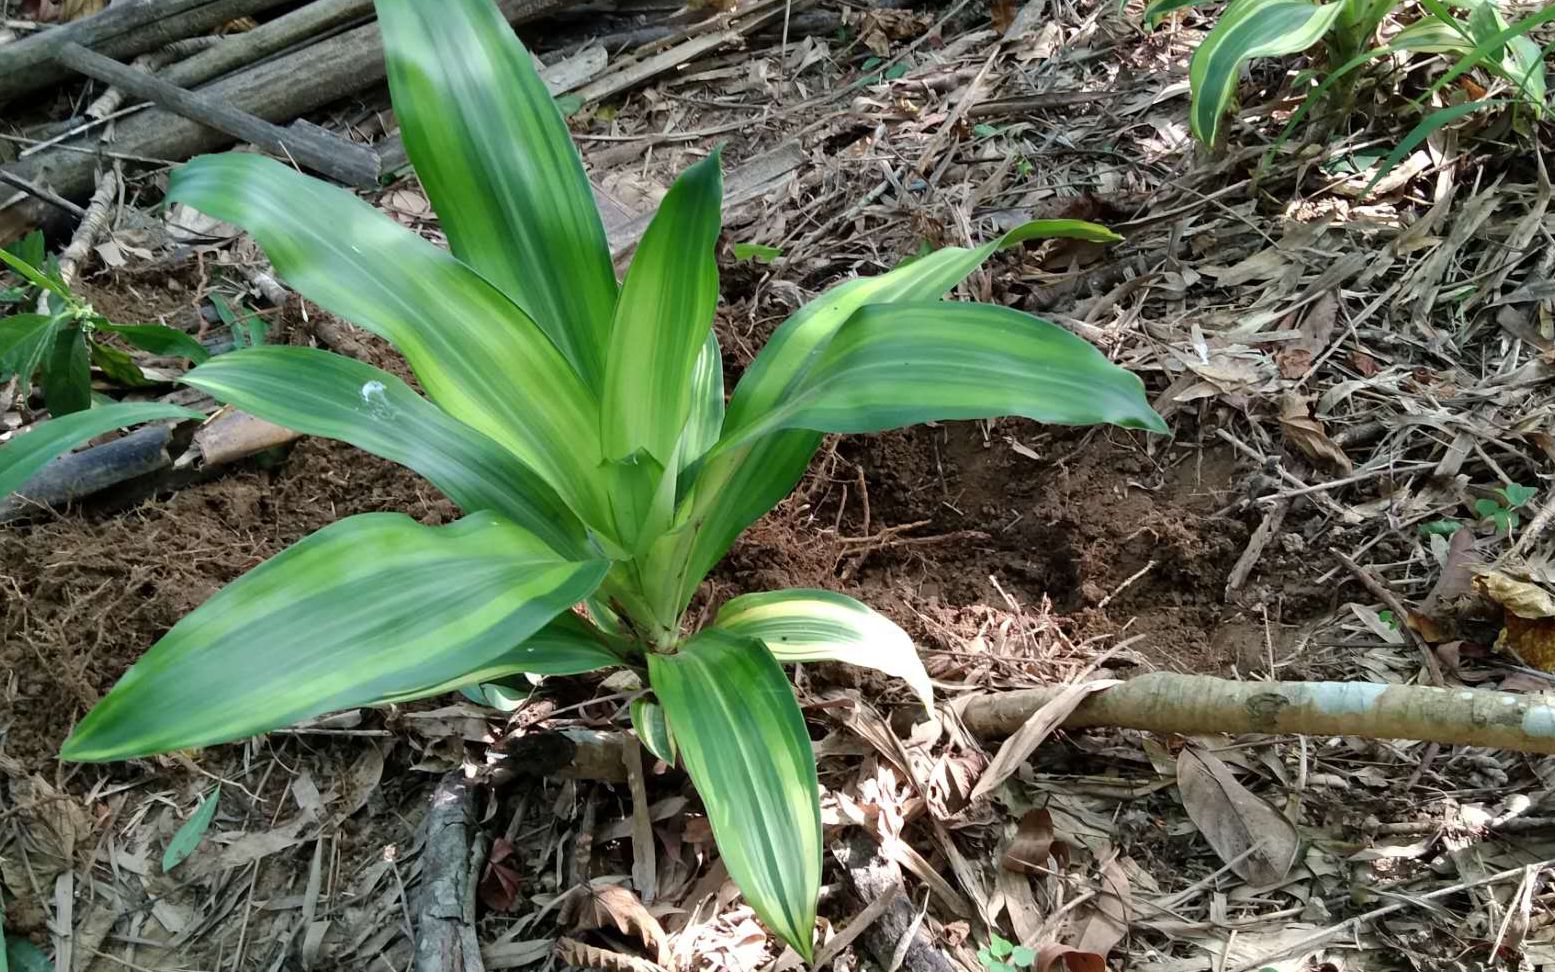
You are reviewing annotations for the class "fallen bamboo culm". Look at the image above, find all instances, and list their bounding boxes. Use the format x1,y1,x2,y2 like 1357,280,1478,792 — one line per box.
955,672,1555,755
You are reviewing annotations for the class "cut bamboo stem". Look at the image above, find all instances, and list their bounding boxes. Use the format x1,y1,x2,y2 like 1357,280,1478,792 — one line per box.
0,0,296,105
955,672,1555,755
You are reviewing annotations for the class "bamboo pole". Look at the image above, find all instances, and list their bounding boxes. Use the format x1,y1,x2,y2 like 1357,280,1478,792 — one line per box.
955,672,1555,755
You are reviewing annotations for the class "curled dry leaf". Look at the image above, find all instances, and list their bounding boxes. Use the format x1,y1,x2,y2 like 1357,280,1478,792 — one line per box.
555,938,668,972
1176,746,1299,887
971,680,1119,801
1474,570,1555,672
479,837,522,912
1035,942,1106,972
557,881,671,966
1002,808,1072,875
1279,392,1352,473
1071,858,1130,959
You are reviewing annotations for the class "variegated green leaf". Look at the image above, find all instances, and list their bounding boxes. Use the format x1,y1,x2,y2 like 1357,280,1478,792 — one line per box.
416,611,627,709
0,401,201,499
182,346,589,558
165,153,607,528
61,511,609,761
715,589,933,709
643,220,1123,621
377,0,618,386
630,697,677,765
601,152,723,468
647,630,819,959
678,329,725,473
717,301,1167,453
1188,0,1347,144
1142,0,1214,29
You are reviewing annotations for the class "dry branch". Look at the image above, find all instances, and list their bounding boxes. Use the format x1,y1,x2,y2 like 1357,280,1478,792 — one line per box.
0,0,569,242
956,672,1555,755
57,41,380,186
414,773,486,972
0,0,296,105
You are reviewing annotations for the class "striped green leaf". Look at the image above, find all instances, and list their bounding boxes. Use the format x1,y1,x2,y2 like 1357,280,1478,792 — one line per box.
644,220,1123,621
165,153,607,528
726,219,1120,431
60,511,609,761
1363,99,1503,196
630,697,677,765
100,322,211,364
0,401,201,499
413,611,627,708
1142,0,1214,29
1188,0,1347,144
718,301,1167,452
601,152,723,468
377,0,618,388
647,630,820,959
182,346,589,558
715,589,933,709
679,329,725,472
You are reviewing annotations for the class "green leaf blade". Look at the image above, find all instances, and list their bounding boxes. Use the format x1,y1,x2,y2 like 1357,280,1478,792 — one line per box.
1188,0,1347,144
61,511,609,761
601,153,724,468
377,0,618,386
723,302,1167,449
647,631,820,959
163,786,220,872
715,588,933,709
630,697,677,765
0,402,202,499
182,346,591,558
101,322,212,364
165,153,607,525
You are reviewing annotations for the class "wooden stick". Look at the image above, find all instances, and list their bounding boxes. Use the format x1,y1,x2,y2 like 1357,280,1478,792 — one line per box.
954,672,1555,754
413,774,486,972
0,0,296,105
0,0,571,243
56,41,380,187
159,0,376,89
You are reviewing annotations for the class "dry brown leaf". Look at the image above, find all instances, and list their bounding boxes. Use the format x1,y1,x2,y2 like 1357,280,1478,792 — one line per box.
1035,942,1106,972
991,0,1019,33
1071,858,1130,958
1176,746,1299,887
1349,350,1382,376
1275,291,1339,378
1002,808,1071,874
558,882,671,966
1475,570,1555,618
480,837,522,912
1475,571,1555,670
555,938,667,972
971,680,1118,801
1279,393,1352,473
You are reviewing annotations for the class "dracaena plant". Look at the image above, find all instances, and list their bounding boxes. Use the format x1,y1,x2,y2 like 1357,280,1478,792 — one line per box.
1144,0,1549,155
9,0,1164,956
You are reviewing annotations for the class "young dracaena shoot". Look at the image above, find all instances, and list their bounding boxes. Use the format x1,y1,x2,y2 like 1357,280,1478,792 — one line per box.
2,0,1171,957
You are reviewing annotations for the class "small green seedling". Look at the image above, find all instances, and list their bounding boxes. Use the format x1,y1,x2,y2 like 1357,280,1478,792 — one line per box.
1146,0,1551,185
1476,483,1537,535
732,242,783,264
977,934,1038,972
162,786,221,873
209,292,268,349
0,247,210,417
1378,609,1399,630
